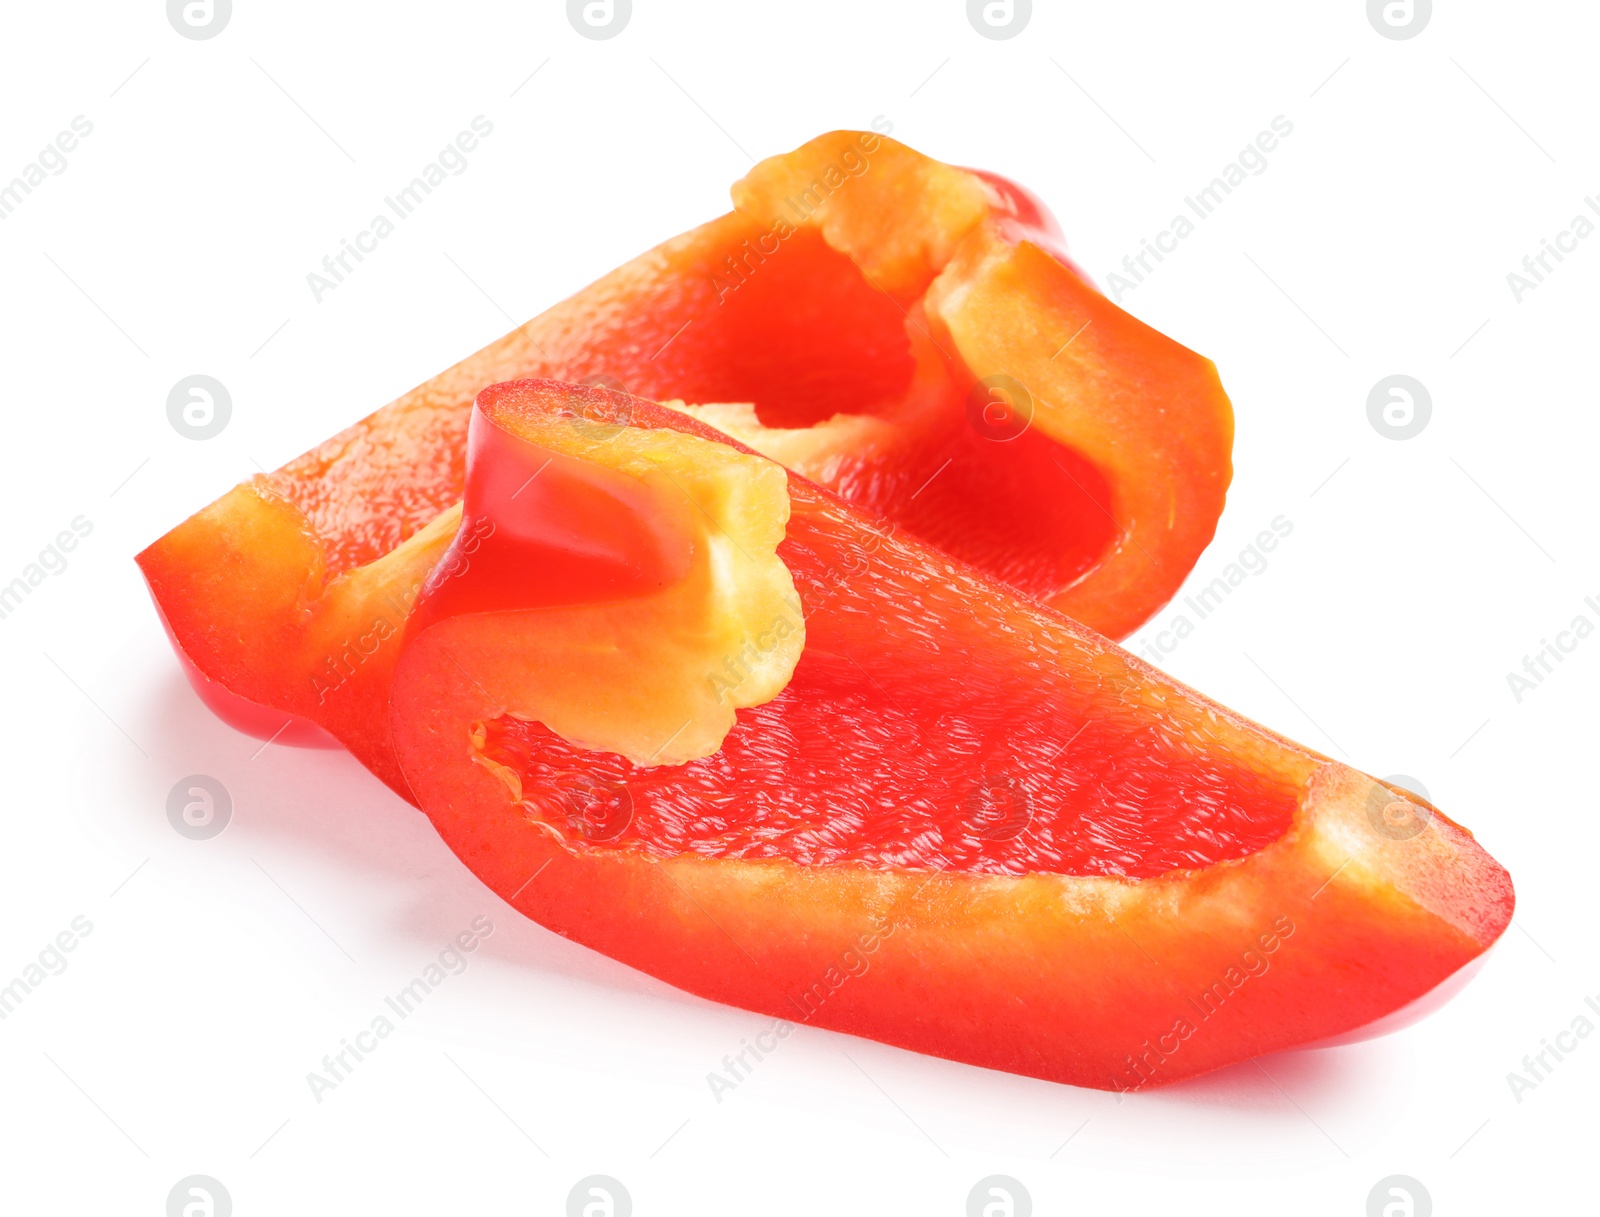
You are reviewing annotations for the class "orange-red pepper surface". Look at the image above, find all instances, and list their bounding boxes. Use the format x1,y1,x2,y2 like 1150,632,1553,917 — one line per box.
389,382,1508,1092
139,130,1234,795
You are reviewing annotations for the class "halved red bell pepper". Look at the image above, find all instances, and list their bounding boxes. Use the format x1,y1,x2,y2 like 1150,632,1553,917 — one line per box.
138,133,1231,790
383,380,1509,1091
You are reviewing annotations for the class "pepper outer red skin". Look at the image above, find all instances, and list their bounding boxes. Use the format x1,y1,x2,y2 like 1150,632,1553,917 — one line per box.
386,380,1512,1092
135,133,1234,789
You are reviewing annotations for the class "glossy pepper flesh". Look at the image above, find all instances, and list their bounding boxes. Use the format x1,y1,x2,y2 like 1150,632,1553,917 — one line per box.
384,380,1511,1092
137,131,1233,789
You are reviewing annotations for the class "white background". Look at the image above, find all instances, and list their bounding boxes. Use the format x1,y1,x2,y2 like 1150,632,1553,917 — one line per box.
0,2,1594,1213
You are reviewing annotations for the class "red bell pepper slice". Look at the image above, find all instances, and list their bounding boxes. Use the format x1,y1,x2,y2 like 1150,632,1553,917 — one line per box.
137,132,1233,790
383,380,1510,1091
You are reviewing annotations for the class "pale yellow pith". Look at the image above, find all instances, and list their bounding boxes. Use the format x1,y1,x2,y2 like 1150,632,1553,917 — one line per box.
661,401,896,486
465,412,805,768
